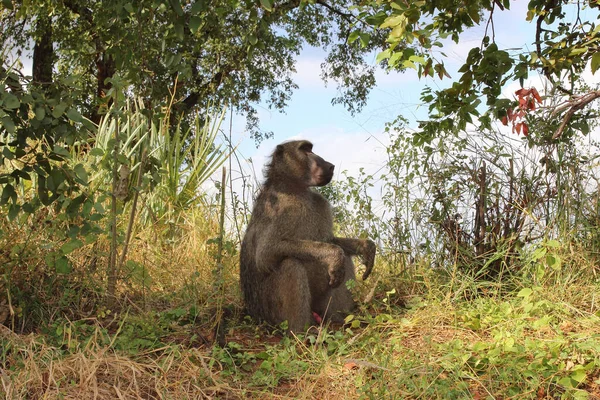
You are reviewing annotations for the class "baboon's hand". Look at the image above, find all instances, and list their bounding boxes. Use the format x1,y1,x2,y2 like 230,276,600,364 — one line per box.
328,247,346,288
361,239,376,280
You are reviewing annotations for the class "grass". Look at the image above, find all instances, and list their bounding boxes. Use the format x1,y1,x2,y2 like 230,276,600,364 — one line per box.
2,209,600,399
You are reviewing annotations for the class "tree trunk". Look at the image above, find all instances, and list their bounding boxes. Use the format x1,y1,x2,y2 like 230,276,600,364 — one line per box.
32,16,53,86
92,52,115,123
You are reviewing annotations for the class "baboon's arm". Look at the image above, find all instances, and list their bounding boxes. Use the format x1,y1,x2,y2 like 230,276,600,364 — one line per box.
256,239,346,287
331,238,376,280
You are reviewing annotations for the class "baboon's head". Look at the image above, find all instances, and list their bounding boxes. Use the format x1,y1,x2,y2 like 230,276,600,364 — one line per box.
265,140,335,187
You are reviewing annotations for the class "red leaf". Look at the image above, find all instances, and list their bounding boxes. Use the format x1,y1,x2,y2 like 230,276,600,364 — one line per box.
528,98,536,110
501,116,508,126
523,123,529,136
507,108,514,120
344,362,360,370
531,87,542,103
515,122,522,134
515,88,530,98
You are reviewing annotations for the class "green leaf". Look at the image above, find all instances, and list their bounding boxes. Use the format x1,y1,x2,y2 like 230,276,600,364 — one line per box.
84,233,98,245
532,246,547,260
409,55,426,65
389,16,408,39
1,116,15,133
591,52,600,75
82,200,93,216
249,34,258,45
66,108,82,122
260,0,273,12
467,6,480,24
174,22,184,40
8,204,19,221
376,49,391,64
2,0,14,10
35,106,46,121
1,183,16,204
516,288,533,298
189,16,202,34
169,0,184,16
52,145,71,157
359,33,370,48
546,254,561,270
89,148,104,157
3,93,19,109
402,59,416,70
61,239,83,255
571,367,587,384
190,1,204,14
526,9,535,21
380,14,404,29
389,52,403,67
74,164,89,185
55,256,72,274
52,103,67,118
81,117,97,132
569,46,588,56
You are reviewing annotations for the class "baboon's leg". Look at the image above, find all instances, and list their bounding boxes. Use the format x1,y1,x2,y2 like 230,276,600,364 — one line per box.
265,258,315,332
313,256,356,323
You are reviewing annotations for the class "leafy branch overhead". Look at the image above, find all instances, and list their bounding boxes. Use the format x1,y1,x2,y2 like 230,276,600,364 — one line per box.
358,0,600,142
0,0,389,140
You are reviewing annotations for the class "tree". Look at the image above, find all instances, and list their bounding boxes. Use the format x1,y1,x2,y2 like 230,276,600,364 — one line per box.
1,0,388,139
0,0,394,213
355,0,600,143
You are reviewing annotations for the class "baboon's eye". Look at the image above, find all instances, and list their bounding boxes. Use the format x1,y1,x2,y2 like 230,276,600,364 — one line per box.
298,141,313,153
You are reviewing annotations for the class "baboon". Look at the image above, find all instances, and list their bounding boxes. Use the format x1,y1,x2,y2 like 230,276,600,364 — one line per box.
240,140,376,332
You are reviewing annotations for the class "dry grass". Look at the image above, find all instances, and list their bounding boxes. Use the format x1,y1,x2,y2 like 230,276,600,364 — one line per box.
0,333,232,399
3,208,600,399
3,280,600,399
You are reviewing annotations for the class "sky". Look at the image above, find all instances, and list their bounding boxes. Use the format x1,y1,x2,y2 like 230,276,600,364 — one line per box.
10,1,599,195
226,0,542,183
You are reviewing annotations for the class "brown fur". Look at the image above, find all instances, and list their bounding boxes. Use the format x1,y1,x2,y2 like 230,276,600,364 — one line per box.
240,140,376,332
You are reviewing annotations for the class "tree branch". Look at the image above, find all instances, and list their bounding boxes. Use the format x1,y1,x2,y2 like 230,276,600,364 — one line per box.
535,0,572,95
180,1,304,113
315,0,355,24
552,90,600,140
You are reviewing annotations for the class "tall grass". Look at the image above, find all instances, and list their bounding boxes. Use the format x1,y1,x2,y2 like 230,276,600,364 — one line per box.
3,102,600,399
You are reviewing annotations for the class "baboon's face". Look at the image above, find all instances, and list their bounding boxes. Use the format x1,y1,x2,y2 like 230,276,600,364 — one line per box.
294,141,334,187
272,140,335,187
306,147,334,186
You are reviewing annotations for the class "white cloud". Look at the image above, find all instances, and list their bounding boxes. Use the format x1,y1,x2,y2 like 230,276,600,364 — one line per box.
236,126,390,189
293,57,327,89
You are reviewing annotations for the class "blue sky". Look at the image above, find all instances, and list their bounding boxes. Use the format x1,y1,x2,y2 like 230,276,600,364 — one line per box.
228,0,544,178
10,1,598,185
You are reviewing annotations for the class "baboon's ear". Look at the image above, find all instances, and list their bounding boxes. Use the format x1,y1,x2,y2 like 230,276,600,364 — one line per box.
298,141,313,153
274,144,285,156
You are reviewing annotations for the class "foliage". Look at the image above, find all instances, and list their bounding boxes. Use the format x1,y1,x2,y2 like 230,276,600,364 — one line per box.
0,60,96,218
1,92,229,320
4,1,600,399
90,99,229,224
322,113,600,281
354,0,600,143
2,245,600,399
0,0,390,140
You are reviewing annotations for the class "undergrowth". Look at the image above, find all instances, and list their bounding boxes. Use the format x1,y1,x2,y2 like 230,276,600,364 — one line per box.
1,206,600,399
